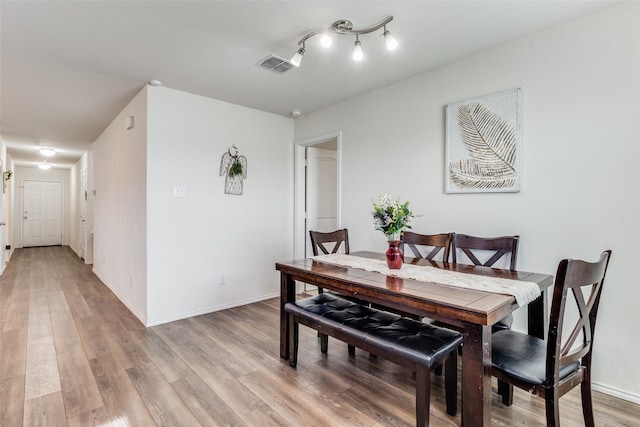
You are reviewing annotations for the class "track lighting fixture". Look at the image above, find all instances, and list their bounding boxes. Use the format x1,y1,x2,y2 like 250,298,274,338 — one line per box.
353,35,363,61
383,25,398,51
291,44,305,67
290,16,397,68
320,33,332,48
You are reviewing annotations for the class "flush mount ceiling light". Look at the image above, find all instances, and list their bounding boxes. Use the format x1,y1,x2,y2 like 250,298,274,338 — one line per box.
40,147,56,157
38,161,51,170
290,16,397,68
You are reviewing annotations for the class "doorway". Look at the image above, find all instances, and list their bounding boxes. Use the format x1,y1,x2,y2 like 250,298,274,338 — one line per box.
294,132,342,261
22,180,63,247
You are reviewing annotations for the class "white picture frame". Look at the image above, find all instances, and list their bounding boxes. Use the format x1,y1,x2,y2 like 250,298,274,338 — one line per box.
445,88,522,193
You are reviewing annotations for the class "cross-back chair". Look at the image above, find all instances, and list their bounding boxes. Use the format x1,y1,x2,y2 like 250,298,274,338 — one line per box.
309,229,350,257
450,233,520,333
308,229,356,355
451,233,519,271
401,231,453,262
376,231,454,320
491,250,611,426
441,233,520,395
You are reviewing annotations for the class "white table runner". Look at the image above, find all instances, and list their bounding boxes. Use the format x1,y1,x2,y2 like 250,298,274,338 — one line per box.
312,254,541,307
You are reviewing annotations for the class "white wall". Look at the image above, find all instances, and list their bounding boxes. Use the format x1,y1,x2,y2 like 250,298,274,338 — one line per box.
12,166,72,248
146,86,294,325
92,87,148,322
294,2,640,402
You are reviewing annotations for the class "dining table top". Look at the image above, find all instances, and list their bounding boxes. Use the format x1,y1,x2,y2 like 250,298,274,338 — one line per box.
276,250,553,329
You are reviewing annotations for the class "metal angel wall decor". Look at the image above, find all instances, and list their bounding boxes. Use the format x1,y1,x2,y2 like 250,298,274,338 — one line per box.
445,89,522,193
220,145,247,195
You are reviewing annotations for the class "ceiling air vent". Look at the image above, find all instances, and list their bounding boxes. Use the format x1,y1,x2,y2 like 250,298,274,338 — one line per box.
256,54,295,74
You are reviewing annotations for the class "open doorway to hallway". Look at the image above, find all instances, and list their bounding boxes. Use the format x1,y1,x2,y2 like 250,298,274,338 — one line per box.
294,132,342,292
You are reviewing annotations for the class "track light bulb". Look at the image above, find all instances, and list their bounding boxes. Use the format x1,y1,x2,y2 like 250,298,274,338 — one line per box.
384,29,398,51
291,46,305,67
353,38,363,61
320,34,332,48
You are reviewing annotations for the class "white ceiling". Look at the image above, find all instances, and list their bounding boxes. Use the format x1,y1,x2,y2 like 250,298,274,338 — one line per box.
0,0,620,168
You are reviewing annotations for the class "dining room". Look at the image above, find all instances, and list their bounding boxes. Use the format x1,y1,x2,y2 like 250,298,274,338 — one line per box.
292,3,639,423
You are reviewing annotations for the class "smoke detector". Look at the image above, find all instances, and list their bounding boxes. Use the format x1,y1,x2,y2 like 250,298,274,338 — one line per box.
291,109,302,118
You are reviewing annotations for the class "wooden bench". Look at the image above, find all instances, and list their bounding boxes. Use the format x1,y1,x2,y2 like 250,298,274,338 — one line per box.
285,293,462,427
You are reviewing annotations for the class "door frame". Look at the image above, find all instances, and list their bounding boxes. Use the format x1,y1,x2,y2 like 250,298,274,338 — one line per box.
294,131,342,261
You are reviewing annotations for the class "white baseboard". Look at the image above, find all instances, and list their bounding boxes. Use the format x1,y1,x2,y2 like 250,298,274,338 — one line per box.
145,292,280,327
593,382,640,404
69,243,82,259
91,268,148,325
89,267,280,328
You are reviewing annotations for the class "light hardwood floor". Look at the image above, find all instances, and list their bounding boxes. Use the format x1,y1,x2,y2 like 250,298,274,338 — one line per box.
1,246,638,426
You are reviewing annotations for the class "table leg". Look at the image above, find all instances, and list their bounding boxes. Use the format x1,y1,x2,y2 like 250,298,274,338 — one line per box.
461,323,492,427
527,293,547,339
280,272,295,360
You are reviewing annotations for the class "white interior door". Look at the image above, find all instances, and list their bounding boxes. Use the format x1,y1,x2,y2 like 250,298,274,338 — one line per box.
306,146,338,257
23,181,63,247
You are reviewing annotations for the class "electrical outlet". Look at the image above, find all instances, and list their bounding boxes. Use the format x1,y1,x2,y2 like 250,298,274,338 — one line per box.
173,185,187,198
219,275,226,285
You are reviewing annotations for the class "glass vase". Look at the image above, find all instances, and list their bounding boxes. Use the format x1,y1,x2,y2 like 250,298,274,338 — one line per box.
386,240,403,270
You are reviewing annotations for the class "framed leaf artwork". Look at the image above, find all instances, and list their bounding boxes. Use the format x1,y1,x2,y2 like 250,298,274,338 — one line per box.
445,88,522,193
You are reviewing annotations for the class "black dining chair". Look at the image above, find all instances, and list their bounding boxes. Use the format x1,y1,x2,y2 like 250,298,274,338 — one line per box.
309,228,351,301
401,231,453,262
309,229,350,259
308,229,357,355
374,231,454,320
450,233,520,332
441,233,520,398
491,250,611,426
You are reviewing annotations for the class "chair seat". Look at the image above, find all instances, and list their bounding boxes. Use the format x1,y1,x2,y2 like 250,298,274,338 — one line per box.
492,330,581,385
492,313,514,332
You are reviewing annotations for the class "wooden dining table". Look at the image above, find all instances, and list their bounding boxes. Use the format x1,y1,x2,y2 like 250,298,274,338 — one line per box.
276,251,554,427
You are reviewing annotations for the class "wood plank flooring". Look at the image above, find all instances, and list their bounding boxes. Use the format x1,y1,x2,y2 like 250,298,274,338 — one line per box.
1,246,639,426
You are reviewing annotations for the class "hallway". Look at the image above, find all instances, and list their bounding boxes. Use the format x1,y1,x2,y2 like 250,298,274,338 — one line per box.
1,247,638,426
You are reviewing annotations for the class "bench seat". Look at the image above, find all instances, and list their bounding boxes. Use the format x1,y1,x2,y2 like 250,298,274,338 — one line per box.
285,293,462,427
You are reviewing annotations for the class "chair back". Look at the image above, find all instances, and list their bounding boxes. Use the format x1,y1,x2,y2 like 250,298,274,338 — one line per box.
545,250,611,387
309,229,350,256
451,233,519,270
401,232,452,262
